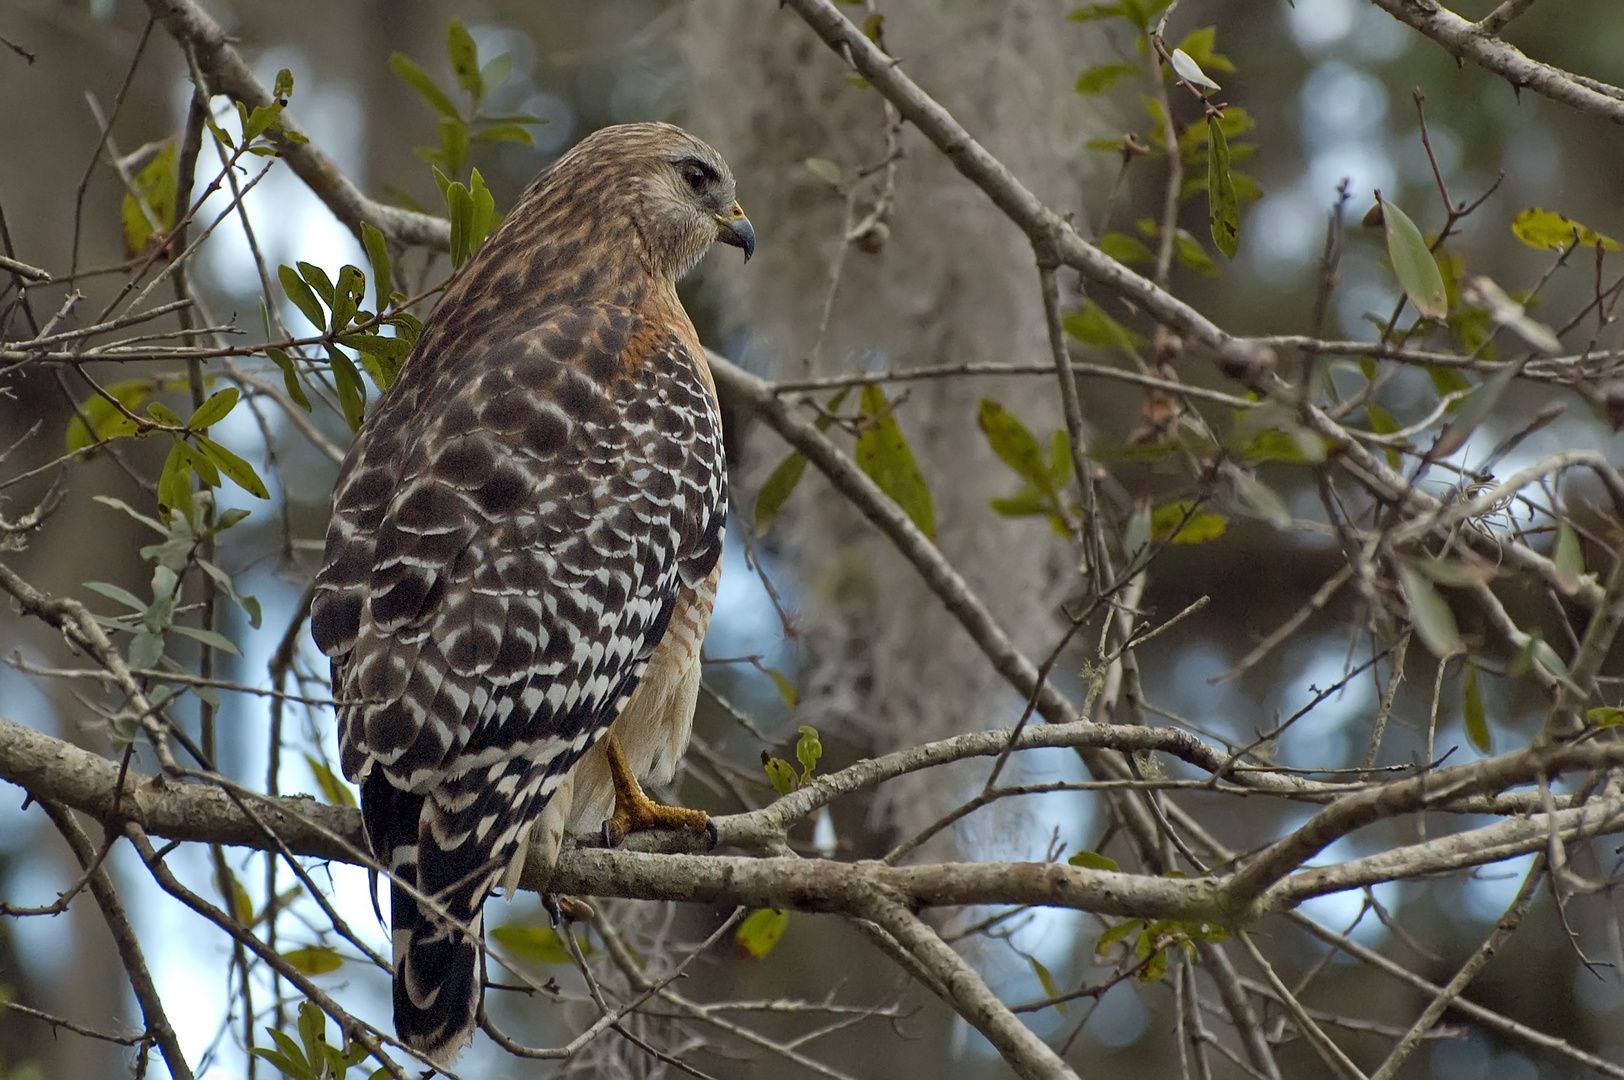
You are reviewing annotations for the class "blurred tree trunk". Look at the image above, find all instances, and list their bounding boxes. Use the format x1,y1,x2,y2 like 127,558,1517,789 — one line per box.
682,1,1096,845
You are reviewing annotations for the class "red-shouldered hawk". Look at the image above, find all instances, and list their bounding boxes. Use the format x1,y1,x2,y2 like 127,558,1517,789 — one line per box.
310,122,752,1067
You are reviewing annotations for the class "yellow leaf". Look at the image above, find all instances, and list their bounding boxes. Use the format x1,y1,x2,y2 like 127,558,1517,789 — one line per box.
735,908,789,959
1511,207,1619,251
121,144,179,257
282,945,343,975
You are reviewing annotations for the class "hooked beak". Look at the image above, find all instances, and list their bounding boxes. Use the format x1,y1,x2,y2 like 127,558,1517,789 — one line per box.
715,202,755,262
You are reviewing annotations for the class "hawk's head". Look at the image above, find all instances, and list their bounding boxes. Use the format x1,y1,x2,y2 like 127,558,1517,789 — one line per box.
548,122,754,281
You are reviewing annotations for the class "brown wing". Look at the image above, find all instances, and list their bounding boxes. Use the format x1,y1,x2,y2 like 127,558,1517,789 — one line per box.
309,301,725,1062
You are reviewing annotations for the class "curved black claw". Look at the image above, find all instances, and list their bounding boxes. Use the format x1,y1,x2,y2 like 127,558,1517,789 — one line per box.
702,818,719,851
601,817,620,849
541,892,563,928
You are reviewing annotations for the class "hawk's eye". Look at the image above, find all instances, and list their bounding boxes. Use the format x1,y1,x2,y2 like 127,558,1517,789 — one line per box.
678,159,717,194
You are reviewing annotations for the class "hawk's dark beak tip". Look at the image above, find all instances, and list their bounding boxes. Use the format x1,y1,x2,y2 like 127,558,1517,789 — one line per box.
718,215,755,262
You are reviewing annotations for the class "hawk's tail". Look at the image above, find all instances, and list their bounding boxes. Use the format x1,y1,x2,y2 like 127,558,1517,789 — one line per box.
362,773,484,1069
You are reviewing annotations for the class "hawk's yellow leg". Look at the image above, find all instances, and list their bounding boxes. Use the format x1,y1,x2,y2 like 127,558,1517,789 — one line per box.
602,734,713,846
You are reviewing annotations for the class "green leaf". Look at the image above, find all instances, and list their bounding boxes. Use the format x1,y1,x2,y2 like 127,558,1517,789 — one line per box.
84,580,149,613
196,436,269,499
1462,661,1489,754
1063,299,1143,355
1397,563,1463,658
795,725,822,781
121,144,178,257
1096,918,1144,953
94,494,168,535
266,347,312,411
1587,707,1624,729
297,262,335,309
762,754,798,797
304,754,356,807
1364,401,1404,470
1150,501,1228,545
1069,3,1125,22
755,451,809,532
735,908,789,959
1096,231,1154,264
1228,467,1290,529
197,557,261,627
1206,116,1238,258
1169,48,1220,91
157,441,195,523
1553,520,1584,594
1176,25,1235,72
1075,63,1136,94
469,168,497,254
1029,955,1065,1012
978,399,1053,493
385,310,424,346
250,1046,313,1080
240,101,284,144
389,52,460,118
470,122,535,145
1428,361,1520,461
146,400,185,427
278,264,326,331
218,868,254,925
752,666,794,708
490,924,589,964
273,68,294,101
480,52,514,96
283,945,343,976
186,388,238,431
329,348,367,433
330,264,364,332
171,623,243,655
128,631,164,670
446,18,482,100
1378,195,1447,320
1174,229,1219,275
989,487,1048,518
175,439,220,488
339,333,412,391
1511,207,1619,251
803,156,842,186
447,180,474,269
66,379,152,451
1068,850,1121,872
855,384,936,539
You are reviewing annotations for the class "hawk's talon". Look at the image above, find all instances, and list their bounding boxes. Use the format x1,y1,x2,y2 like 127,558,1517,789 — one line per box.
602,733,711,846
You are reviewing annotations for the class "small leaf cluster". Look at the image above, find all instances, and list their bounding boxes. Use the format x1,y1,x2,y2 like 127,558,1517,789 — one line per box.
978,398,1075,536
1094,912,1229,983
761,725,823,797
754,385,936,541
1072,6,1256,261
275,246,423,432
251,1002,384,1080
389,19,543,182
65,382,271,524
84,495,260,725
202,68,311,160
